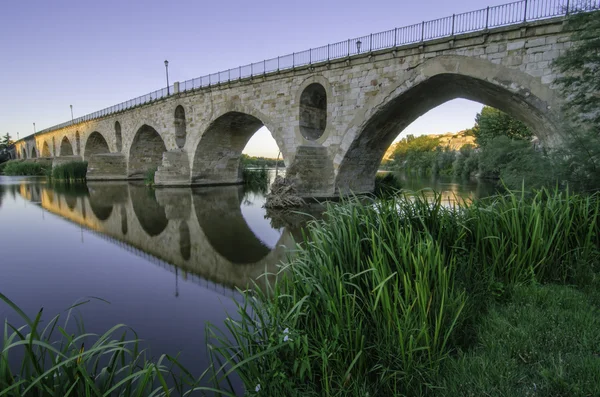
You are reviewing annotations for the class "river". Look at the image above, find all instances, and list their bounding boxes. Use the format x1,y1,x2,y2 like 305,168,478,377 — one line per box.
0,170,497,391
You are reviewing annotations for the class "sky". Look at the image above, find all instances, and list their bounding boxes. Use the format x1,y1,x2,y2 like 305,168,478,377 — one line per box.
0,0,508,157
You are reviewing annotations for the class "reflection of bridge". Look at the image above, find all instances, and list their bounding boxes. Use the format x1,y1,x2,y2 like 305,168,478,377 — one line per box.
13,0,590,196
18,183,299,292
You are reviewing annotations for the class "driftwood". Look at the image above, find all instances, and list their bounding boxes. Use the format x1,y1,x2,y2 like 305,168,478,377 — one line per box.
264,176,305,209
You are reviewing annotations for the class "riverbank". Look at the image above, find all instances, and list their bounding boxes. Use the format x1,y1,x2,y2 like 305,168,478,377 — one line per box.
207,188,600,396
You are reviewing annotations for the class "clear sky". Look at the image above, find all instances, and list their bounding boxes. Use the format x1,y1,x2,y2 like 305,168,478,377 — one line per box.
0,0,505,157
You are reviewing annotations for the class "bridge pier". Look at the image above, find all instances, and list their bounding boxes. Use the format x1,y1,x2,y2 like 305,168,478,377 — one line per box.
286,145,335,198
154,150,191,187
52,155,83,168
87,153,127,180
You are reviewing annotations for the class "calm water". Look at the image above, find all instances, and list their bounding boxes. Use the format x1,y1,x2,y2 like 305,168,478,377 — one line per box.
0,170,496,392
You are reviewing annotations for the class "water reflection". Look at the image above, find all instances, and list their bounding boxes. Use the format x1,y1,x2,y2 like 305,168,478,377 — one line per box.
15,180,303,291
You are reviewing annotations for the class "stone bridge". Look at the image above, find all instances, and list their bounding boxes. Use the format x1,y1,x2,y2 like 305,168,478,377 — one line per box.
17,182,306,292
13,2,579,196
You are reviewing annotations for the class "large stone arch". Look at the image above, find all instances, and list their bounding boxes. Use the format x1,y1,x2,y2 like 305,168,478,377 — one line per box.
191,111,282,185
41,141,51,158
84,131,110,159
128,124,167,178
59,136,74,156
334,55,564,194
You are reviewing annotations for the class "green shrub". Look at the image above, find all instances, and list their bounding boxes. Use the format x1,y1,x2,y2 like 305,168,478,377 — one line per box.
2,160,48,176
242,166,269,192
144,167,157,186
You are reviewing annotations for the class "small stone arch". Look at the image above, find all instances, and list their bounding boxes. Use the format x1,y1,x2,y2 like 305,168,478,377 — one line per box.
334,55,564,194
21,148,27,159
41,141,51,157
174,105,187,149
299,83,327,141
128,124,167,178
84,131,110,159
115,121,122,152
31,147,37,158
60,136,74,156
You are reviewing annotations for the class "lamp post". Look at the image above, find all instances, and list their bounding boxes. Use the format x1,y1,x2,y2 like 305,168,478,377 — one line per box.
356,40,362,54
164,60,170,95
33,123,36,134
70,105,74,124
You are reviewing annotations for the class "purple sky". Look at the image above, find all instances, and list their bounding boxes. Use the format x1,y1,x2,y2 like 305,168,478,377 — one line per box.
1,0,510,156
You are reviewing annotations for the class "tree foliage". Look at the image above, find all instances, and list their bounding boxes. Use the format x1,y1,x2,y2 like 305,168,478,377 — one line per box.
473,106,533,147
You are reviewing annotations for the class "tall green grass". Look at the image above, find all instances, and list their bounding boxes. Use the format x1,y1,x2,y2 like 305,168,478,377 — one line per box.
51,161,87,182
2,161,48,176
242,166,269,193
145,167,158,186
0,293,209,396
206,188,600,396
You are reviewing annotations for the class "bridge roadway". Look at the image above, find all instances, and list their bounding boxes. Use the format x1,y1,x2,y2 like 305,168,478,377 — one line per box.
17,182,307,293
13,0,583,197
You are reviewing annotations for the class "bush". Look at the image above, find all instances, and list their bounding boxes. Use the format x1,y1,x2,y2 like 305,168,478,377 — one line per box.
373,172,402,197
243,166,269,192
2,160,48,176
144,167,157,186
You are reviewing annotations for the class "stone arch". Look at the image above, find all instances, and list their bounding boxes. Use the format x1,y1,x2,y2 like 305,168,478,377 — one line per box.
21,148,27,159
84,131,110,159
115,121,122,152
191,111,281,184
334,55,563,194
128,124,167,178
30,147,37,158
41,141,51,157
60,136,74,156
299,83,327,141
174,105,187,149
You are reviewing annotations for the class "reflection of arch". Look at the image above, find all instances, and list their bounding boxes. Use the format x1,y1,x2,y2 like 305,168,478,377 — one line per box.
174,105,187,149
193,185,270,264
129,184,168,236
31,147,37,158
299,83,327,141
335,56,563,193
179,221,191,260
41,141,51,157
60,136,74,156
88,196,113,221
115,122,122,152
128,125,167,178
86,183,129,221
192,112,276,184
121,206,128,235
84,131,110,158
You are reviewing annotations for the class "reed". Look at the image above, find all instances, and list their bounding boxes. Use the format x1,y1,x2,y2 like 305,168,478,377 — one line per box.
2,161,48,176
242,166,269,192
206,188,600,395
0,293,206,396
51,161,87,182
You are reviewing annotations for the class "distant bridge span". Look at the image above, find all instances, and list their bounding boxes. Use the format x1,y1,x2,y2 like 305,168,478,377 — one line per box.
14,0,593,195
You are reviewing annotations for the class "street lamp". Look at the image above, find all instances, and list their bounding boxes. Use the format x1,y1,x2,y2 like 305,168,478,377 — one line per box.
356,40,362,54
70,105,74,124
33,123,36,134
164,60,170,95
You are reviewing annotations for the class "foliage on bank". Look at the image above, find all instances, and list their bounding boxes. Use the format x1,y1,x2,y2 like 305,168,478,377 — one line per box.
1,160,49,176
241,154,285,169
207,188,600,396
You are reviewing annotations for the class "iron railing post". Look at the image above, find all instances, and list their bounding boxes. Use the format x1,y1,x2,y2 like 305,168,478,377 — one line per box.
293,52,295,67
239,66,241,81
369,33,373,51
565,0,570,15
251,63,253,77
327,44,330,60
421,21,425,41
347,39,350,56
263,59,266,74
277,56,280,71
523,0,528,22
394,27,398,46
309,49,312,64
451,14,455,35
486,6,490,28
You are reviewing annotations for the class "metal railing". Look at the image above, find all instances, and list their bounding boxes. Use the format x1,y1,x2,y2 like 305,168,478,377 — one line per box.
30,0,599,139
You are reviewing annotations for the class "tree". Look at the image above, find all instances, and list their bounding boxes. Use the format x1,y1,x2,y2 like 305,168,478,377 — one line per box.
552,7,600,192
473,107,533,147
